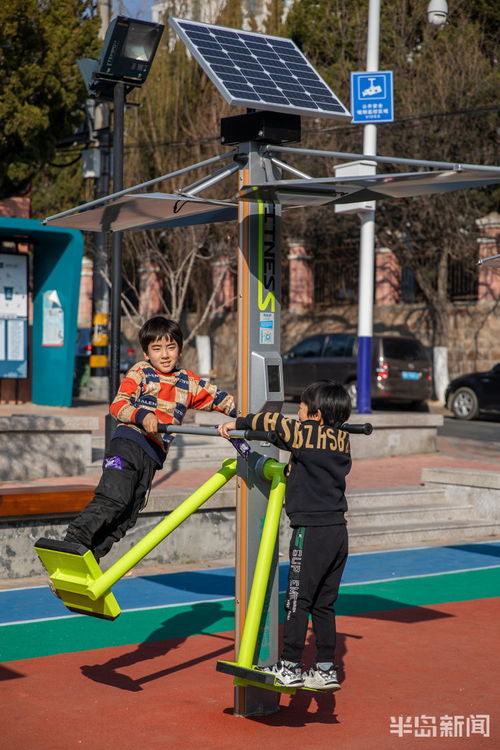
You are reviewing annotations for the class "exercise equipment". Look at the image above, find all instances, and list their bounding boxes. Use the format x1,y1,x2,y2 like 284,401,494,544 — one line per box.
215,421,373,694
35,426,242,619
34,423,281,619
34,422,371,628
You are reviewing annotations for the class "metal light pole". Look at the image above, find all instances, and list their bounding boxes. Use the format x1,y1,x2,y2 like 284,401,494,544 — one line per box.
105,80,125,446
89,0,112,400
77,15,164,443
356,0,449,414
356,0,380,415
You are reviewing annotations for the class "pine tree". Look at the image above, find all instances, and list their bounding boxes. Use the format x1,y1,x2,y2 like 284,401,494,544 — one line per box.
0,0,99,199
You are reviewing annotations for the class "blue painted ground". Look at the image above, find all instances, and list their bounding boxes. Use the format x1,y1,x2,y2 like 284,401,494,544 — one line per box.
1,541,499,626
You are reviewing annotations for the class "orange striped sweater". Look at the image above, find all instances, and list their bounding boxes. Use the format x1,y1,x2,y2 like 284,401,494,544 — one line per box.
110,361,236,465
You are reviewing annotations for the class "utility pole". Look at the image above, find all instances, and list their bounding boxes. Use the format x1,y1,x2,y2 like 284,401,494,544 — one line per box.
88,0,112,400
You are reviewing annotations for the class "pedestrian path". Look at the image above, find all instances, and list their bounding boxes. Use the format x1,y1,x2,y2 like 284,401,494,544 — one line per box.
2,541,498,662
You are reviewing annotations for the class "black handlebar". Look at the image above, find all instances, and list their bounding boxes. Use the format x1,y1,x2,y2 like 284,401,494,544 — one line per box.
242,422,372,442
156,422,373,438
342,422,373,435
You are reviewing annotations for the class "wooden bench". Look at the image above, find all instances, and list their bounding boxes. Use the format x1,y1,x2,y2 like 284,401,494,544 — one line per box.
0,485,94,518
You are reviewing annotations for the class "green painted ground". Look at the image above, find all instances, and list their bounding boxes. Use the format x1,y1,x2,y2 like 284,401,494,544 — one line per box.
1,567,498,663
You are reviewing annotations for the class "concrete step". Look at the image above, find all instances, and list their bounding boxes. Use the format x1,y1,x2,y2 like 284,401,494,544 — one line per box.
349,518,500,551
346,486,448,508
346,503,474,529
145,486,236,513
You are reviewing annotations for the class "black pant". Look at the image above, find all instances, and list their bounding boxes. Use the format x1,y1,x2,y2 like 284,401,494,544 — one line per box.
282,524,348,664
65,437,157,559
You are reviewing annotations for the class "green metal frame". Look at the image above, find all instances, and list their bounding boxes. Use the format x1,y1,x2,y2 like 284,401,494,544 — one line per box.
216,458,305,694
36,449,317,694
35,458,237,619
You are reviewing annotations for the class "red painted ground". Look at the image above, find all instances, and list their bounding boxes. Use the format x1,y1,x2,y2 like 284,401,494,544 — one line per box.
2,598,498,749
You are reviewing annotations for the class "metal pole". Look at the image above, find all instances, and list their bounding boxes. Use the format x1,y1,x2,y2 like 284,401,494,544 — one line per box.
265,145,500,174
356,0,380,414
89,112,110,398
234,142,283,717
89,0,112,400
106,81,125,447
236,463,286,668
44,150,238,224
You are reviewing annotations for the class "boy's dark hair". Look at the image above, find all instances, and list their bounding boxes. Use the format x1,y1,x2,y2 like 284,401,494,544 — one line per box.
139,317,183,354
300,380,351,427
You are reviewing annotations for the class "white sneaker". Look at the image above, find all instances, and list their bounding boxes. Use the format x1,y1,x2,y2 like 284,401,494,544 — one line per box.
303,664,341,690
258,660,304,687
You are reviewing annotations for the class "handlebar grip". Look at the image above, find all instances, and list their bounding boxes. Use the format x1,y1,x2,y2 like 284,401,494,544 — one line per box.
241,430,278,443
342,422,373,435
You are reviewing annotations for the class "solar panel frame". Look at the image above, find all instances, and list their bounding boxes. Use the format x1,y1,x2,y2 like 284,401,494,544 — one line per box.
169,17,351,120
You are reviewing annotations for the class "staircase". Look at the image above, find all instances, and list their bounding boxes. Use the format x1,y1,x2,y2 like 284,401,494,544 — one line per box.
345,486,500,551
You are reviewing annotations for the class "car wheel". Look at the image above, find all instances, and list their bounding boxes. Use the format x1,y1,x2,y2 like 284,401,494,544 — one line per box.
450,387,479,420
345,381,357,410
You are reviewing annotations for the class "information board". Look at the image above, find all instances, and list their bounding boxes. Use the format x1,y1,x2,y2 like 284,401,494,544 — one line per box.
0,253,28,378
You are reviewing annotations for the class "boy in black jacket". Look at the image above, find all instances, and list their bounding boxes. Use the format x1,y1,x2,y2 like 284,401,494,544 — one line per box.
218,380,352,690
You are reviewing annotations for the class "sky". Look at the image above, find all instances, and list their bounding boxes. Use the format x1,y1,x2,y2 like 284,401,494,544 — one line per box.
114,0,155,22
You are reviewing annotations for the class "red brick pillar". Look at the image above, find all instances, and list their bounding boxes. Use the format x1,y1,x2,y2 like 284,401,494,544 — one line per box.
77,256,93,328
287,238,313,311
477,212,500,302
375,247,401,305
211,257,234,312
138,262,164,319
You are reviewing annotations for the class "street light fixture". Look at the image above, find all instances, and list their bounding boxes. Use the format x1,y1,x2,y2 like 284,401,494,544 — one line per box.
78,16,164,100
78,16,163,445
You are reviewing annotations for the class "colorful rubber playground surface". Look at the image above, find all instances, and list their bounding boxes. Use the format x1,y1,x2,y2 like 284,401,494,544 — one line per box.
1,541,498,749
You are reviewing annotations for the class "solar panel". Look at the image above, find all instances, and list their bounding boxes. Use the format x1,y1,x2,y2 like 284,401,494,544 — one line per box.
169,17,351,120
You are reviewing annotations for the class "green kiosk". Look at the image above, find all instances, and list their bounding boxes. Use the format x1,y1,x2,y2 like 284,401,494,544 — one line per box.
0,217,83,407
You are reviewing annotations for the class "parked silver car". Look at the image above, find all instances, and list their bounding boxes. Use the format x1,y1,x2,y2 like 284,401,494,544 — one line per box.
283,333,432,408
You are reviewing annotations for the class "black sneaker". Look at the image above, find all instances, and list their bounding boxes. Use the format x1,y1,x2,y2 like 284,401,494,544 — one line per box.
258,660,304,687
302,664,341,691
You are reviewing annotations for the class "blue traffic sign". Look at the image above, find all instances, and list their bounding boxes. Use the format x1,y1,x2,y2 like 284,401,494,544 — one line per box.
350,71,394,124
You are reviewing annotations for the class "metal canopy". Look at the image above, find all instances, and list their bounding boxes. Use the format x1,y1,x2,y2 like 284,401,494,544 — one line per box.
169,17,351,120
44,193,238,232
238,169,500,207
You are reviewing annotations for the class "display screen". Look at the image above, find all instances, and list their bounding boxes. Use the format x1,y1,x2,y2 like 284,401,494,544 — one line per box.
267,364,281,393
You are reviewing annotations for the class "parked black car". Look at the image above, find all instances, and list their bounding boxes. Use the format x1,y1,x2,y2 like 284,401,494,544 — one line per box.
282,333,432,408
445,364,500,420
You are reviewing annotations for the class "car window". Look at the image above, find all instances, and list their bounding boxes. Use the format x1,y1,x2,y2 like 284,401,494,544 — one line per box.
382,338,427,360
324,334,355,357
289,335,325,358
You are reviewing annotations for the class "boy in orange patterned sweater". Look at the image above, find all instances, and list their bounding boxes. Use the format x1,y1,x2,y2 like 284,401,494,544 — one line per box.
64,316,236,560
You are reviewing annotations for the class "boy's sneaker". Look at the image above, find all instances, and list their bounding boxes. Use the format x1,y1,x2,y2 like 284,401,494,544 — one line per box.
303,664,341,691
258,660,304,687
